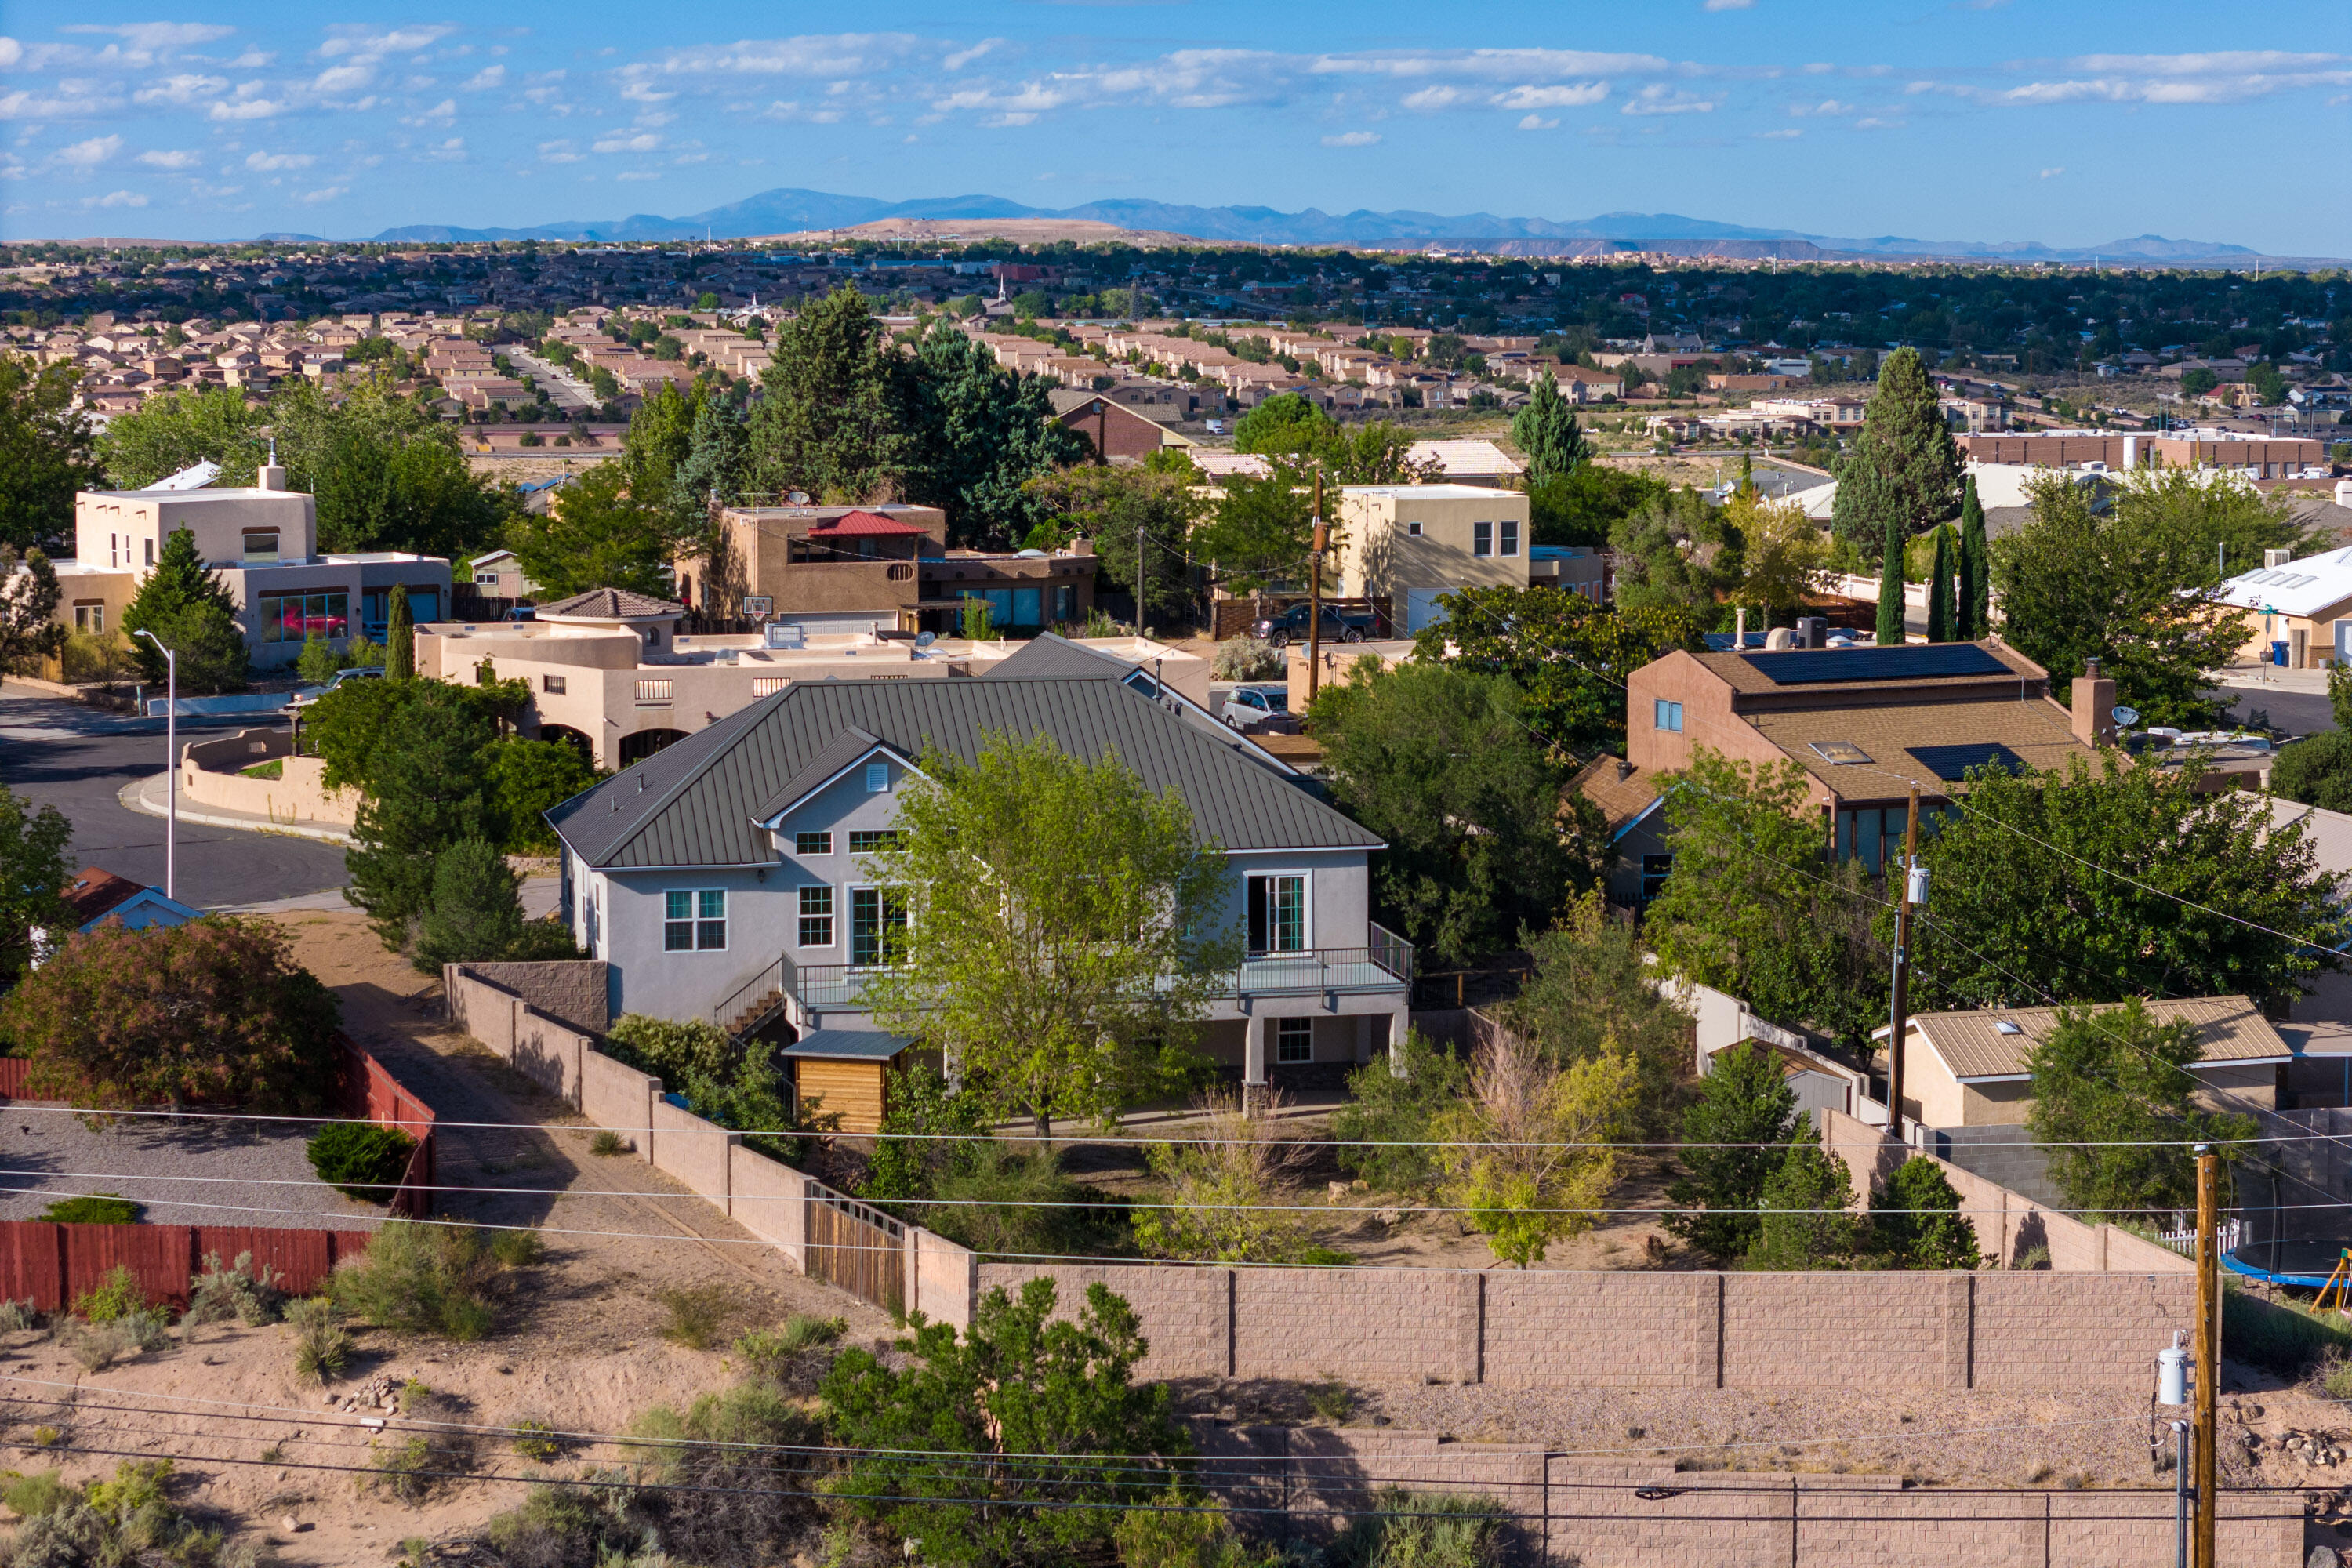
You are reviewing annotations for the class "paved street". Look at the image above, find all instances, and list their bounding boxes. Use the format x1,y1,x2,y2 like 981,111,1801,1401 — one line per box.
506,345,596,412
0,688,349,911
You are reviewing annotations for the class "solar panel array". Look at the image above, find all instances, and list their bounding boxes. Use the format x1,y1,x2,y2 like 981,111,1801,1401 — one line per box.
1910,742,2031,781
1738,644,2012,685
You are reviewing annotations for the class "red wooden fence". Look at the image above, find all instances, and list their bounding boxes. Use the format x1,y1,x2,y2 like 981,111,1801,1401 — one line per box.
0,1059,27,1098
334,1034,437,1220
0,1221,372,1312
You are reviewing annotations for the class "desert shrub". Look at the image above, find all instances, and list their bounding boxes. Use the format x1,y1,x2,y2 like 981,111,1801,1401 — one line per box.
2319,1351,2352,1403
623,1381,826,1566
1134,1087,1316,1264
1331,1032,1471,1199
510,1420,564,1462
0,1460,230,1568
920,1148,1127,1258
735,1314,844,1381
185,1250,286,1329
370,1386,474,1502
588,1130,630,1157
484,1479,650,1568
605,1013,821,1164
71,1265,149,1323
1112,1486,1279,1568
0,1299,38,1333
286,1296,351,1385
1211,637,1283,681
305,1122,419,1201
2226,1284,2352,1375
38,1194,140,1225
489,1227,546,1268
329,1220,506,1340
1327,1489,1509,1568
655,1285,737,1351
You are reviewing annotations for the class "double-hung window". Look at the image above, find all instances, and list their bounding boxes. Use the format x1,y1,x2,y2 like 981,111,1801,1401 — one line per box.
851,887,906,966
1472,521,1494,558
798,885,834,947
664,888,727,952
1245,873,1307,955
1276,1017,1313,1064
795,831,833,856
1654,699,1684,733
1500,519,1520,557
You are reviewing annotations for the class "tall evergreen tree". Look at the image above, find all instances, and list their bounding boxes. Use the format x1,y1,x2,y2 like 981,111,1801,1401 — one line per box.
1926,524,1956,643
384,584,414,682
746,285,907,503
119,527,248,693
1958,475,1990,639
344,688,493,950
895,323,1088,547
1509,375,1590,482
0,354,98,553
668,393,750,553
1875,515,1907,647
1830,347,1962,561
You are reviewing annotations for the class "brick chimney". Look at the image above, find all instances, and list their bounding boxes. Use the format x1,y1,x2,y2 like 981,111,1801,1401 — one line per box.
2071,657,2116,746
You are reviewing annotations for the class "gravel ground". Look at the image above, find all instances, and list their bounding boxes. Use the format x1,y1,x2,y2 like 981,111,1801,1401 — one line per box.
0,1112,386,1229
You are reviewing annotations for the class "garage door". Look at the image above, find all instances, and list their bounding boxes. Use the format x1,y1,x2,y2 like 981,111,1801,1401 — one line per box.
1404,589,1450,633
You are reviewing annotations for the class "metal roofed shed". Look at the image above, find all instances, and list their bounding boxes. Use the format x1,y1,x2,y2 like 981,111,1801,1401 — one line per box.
1738,644,2012,685
779,1029,914,1134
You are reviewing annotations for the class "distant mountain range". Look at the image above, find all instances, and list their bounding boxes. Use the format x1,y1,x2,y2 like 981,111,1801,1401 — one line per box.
336,186,2290,263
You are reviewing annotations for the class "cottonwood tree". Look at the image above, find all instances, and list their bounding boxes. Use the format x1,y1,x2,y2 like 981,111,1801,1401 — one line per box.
95,385,268,489
1,916,342,1110
1433,1028,1639,1267
1025,459,1202,627
0,785,71,990
504,461,675,601
1502,889,1696,1137
0,354,97,553
1131,1085,1317,1263
860,730,1236,1140
1414,583,1702,760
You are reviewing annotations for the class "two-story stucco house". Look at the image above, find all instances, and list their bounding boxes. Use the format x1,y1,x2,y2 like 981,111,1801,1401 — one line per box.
546,636,1414,1091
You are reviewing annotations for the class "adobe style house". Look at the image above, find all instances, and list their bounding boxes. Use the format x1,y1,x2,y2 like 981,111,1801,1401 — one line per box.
546,636,1413,1092
677,503,1099,638
53,462,452,665
1329,483,1535,635
1623,640,2104,871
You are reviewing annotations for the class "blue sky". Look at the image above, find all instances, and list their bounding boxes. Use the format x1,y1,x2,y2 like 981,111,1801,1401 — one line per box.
3,2,2349,252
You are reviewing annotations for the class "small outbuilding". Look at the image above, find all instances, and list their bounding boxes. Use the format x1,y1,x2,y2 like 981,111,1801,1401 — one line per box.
779,1029,915,1134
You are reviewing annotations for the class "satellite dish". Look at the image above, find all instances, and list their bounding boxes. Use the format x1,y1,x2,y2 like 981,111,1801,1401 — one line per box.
2112,705,2140,728
913,630,935,648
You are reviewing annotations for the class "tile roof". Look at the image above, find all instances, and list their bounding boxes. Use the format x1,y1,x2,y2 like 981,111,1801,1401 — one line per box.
1907,995,2288,1081
549,662,1383,871
537,587,684,619
806,510,927,537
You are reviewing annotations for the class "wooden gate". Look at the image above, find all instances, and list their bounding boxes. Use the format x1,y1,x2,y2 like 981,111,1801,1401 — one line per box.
804,1181,906,1316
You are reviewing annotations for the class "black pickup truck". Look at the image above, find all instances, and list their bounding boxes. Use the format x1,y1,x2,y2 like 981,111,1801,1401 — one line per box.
1250,602,1379,648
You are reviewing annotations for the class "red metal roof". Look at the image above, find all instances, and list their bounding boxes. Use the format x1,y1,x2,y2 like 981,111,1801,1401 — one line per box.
806,510,927,537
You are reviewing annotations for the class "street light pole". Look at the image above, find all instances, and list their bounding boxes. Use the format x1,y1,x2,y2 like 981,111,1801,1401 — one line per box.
132,628,176,901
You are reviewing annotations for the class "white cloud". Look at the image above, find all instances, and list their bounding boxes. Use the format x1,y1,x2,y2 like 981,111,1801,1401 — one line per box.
0,86,122,118
1492,82,1609,109
621,79,675,103
56,133,122,167
1401,85,1468,111
82,187,147,208
0,38,23,71
2039,165,2064,177
311,64,374,94
590,131,662,152
136,148,201,169
423,136,465,160
295,183,348,202
1803,62,1835,74
209,97,283,120
615,169,659,180
461,64,506,90
1853,115,1905,129
61,23,231,50
942,38,1000,71
760,101,844,123
400,99,457,125
244,150,314,169
134,74,227,106
1321,129,1381,146
318,26,452,59
1516,113,1558,129
1753,127,1802,139
1703,0,1754,9
1623,85,1715,114
538,139,582,162
1791,98,1853,116
982,112,1036,126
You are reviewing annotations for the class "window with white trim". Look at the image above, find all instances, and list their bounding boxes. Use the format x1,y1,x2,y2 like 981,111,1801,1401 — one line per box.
1246,873,1307,955
1500,518,1520,557
795,831,833,855
865,761,891,792
1654,699,1683,733
798,885,834,947
1276,1017,1312,1064
664,888,727,951
851,887,906,965
1473,521,1494,557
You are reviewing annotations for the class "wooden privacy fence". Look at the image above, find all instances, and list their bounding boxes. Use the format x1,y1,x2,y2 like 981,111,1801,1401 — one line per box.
334,1033,437,1220
0,1060,27,1099
0,1222,372,1312
804,1181,906,1316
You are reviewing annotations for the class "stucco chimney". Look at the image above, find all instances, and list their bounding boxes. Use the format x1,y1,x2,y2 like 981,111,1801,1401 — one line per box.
2072,656,2116,746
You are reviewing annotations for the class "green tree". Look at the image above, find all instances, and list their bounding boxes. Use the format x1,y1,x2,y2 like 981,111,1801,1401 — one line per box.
1307,659,1581,965
343,686,493,952
1745,1120,1860,1270
1023,463,1201,626
1612,486,1739,621
93,386,267,489
1192,458,1312,592
666,392,750,553
1912,752,2346,1015
1502,890,1695,1136
1643,750,1886,1048
1330,1031,1472,1198
2271,731,2352,814
821,1278,1190,1568
1725,488,1827,626
858,731,1236,1138
898,322,1089,547
1957,475,1990,640
0,785,71,991
503,461,673,600
1664,1041,1797,1258
118,528,248,694
1875,514,1907,646
2027,1000,2257,1220
1415,583,1703,760
1434,1037,1640,1268
1510,374,1591,481
272,377,499,557
621,380,703,535
412,839,525,972
1994,466,2305,724
1924,523,1956,643
0,543,66,674
383,584,414,682
0,354,98,552
303,676,414,789
1528,464,1665,550
1231,391,1333,456
481,737,603,853
1,916,341,1111
1868,1156,1982,1269
1831,347,1962,560
747,285,906,503
2248,361,2288,406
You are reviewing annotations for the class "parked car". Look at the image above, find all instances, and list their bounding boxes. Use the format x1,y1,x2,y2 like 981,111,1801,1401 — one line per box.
1251,602,1376,649
328,666,383,688
1218,684,1291,731
502,605,538,622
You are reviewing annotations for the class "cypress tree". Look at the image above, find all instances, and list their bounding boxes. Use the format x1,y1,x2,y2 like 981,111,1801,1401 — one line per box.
1510,374,1591,482
384,583,414,682
1876,515,1907,647
1958,475,1990,640
119,525,249,694
1926,524,1956,643
1829,347,1962,555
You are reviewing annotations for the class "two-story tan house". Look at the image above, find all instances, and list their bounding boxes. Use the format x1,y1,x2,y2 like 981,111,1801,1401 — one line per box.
1329,483,1534,635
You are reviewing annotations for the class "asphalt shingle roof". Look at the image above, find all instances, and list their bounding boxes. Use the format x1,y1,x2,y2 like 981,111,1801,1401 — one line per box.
538,587,684,619
549,666,1382,870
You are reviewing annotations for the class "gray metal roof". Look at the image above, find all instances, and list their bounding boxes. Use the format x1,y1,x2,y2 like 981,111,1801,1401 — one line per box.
549,668,1382,869
781,1029,912,1061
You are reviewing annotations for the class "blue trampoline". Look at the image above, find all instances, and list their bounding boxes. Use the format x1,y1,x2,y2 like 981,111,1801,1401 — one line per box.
2223,1240,2352,1289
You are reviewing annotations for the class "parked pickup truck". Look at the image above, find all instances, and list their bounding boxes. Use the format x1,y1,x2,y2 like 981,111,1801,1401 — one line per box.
1250,602,1377,648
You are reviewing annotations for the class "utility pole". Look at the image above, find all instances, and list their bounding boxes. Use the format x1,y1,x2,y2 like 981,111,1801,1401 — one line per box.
132,630,176,901
1307,470,1327,703
1884,784,1922,1141
1136,518,1148,637
2191,1144,2219,1568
